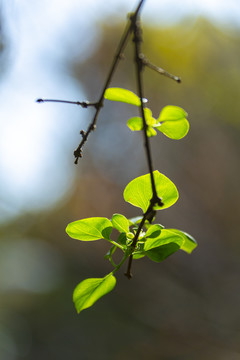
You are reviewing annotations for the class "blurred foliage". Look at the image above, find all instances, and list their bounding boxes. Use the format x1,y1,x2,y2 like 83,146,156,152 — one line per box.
1,17,240,359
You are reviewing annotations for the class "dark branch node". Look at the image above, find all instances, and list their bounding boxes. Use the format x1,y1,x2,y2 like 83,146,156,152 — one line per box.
74,148,82,164
117,52,125,60
151,196,164,208
81,101,89,108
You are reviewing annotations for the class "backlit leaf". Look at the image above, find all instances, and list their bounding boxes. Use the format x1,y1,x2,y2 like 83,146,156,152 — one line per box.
144,229,184,251
145,224,163,238
156,106,189,139
73,274,116,313
123,171,179,213
168,229,197,253
127,117,143,131
145,243,180,262
127,108,157,136
104,87,142,106
66,217,112,241
111,213,129,233
144,229,184,262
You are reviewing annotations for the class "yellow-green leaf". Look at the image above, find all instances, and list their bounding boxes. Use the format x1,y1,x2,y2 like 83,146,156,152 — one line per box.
73,274,116,313
104,87,142,106
66,217,112,241
123,171,179,213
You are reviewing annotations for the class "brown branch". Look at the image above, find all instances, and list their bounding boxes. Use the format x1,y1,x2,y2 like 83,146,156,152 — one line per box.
141,56,181,83
125,205,152,279
36,0,146,164
125,15,163,279
73,0,146,164
36,98,98,108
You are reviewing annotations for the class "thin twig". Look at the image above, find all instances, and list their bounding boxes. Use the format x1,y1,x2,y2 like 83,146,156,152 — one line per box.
133,16,158,200
36,98,98,108
125,208,149,279
73,0,146,164
125,14,163,279
36,0,146,163
141,56,181,83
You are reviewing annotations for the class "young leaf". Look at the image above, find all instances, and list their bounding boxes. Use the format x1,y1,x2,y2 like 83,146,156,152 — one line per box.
156,106,189,140
117,232,127,247
144,229,184,251
127,108,157,137
111,213,129,233
128,216,143,226
167,229,197,254
146,126,157,137
66,217,112,241
145,243,180,262
145,224,163,239
133,251,145,260
123,171,179,213
73,274,116,313
104,87,142,106
127,116,143,131
144,229,184,262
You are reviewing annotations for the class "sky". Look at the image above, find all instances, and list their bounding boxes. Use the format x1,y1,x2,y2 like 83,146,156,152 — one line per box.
0,0,240,222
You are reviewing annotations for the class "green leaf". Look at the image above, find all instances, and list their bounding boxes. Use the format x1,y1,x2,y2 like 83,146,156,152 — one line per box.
73,274,116,313
145,224,163,239
127,116,143,131
104,88,142,106
133,251,145,260
145,243,180,262
144,229,184,251
168,229,197,254
156,106,189,139
158,106,188,121
128,216,143,226
127,108,157,137
146,126,157,137
123,171,179,213
144,229,184,262
117,232,127,247
111,213,129,233
66,217,112,241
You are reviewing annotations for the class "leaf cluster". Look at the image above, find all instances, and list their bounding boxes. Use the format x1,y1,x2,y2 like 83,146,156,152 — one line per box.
66,168,197,313
105,88,189,140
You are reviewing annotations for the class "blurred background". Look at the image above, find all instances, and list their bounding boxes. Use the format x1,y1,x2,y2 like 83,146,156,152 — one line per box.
0,0,240,359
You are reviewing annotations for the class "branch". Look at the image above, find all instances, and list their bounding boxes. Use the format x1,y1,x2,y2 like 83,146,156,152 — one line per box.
125,14,163,279
36,0,146,164
124,206,151,279
73,0,146,164
36,98,98,108
141,56,181,83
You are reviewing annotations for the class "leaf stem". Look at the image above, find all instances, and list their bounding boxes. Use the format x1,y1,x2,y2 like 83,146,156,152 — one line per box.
108,240,124,251
112,253,130,275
